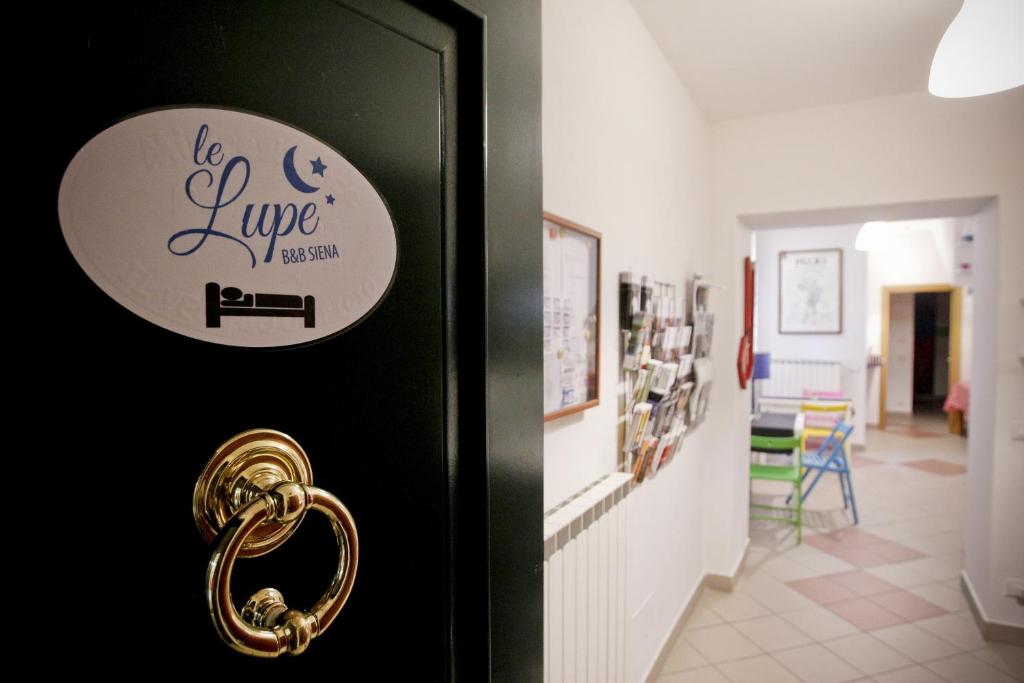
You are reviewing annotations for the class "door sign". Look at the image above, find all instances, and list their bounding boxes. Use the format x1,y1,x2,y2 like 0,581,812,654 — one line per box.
58,107,398,347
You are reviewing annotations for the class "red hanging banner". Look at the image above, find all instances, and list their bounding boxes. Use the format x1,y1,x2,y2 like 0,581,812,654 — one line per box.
737,256,755,388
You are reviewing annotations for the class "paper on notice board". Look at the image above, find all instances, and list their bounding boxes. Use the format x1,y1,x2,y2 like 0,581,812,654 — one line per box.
543,219,599,415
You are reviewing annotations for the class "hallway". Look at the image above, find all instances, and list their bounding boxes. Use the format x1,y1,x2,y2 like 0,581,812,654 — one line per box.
655,425,1023,682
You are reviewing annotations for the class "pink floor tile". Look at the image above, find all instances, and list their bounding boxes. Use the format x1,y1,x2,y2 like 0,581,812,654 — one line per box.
901,459,967,475
866,541,926,563
827,570,901,596
827,545,892,568
826,598,906,631
870,590,947,621
851,454,883,467
787,576,859,604
804,534,845,553
908,430,945,438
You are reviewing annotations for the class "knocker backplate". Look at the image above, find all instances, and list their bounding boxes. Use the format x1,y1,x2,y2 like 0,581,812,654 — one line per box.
193,429,314,558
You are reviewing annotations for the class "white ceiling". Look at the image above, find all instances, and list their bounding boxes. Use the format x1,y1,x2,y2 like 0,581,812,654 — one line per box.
630,0,963,121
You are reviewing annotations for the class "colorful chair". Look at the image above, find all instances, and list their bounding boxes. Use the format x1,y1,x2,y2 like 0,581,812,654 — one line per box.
799,422,858,524
750,434,803,543
799,401,850,454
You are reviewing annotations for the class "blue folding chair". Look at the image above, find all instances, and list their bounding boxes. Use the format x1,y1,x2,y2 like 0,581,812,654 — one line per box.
796,422,858,524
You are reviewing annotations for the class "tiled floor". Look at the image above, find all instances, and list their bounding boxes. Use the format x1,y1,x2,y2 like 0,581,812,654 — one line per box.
655,415,1024,683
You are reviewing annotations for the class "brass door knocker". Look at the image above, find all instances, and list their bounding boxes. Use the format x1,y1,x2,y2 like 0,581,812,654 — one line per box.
193,429,358,657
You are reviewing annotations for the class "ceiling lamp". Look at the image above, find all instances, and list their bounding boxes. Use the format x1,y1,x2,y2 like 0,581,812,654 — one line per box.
855,221,887,252
929,0,1024,98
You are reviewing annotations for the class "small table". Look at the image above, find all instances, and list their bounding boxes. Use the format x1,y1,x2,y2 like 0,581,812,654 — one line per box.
751,411,804,439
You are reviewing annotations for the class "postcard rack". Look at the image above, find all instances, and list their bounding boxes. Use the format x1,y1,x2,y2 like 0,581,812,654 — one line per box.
618,273,689,484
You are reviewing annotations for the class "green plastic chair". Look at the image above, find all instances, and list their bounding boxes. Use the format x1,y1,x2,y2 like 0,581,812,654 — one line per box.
750,434,803,543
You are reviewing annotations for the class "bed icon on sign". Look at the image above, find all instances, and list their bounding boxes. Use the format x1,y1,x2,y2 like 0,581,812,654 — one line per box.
206,282,315,328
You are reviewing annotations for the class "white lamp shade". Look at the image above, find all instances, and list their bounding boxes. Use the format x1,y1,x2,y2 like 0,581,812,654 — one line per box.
855,221,887,252
929,0,1024,98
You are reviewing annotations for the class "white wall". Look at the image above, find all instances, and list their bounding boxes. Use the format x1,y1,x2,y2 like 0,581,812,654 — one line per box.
888,293,915,413
753,224,868,445
962,201,1014,629
713,88,1024,626
543,1,743,679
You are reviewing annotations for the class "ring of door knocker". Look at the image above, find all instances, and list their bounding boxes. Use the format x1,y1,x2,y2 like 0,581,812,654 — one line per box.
193,429,358,657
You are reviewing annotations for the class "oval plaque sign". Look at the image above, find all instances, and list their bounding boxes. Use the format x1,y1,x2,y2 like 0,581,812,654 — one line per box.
58,107,397,347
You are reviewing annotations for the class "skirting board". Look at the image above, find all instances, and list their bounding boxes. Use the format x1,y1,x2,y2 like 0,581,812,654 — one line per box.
961,570,1024,647
643,539,750,683
706,538,751,592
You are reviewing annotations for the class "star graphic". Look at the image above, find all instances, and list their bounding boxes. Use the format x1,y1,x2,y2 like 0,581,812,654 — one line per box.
326,194,336,205
310,157,327,176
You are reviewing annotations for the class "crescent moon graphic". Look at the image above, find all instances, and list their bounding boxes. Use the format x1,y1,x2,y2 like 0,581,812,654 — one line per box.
282,146,320,194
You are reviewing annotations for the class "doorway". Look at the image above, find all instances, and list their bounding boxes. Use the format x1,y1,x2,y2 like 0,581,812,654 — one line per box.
880,284,962,434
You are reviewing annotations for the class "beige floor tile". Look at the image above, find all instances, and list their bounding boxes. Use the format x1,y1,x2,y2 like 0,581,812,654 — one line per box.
701,588,729,604
914,500,963,516
914,614,986,651
685,604,725,630
924,653,1020,683
757,557,820,582
684,624,762,664
706,591,771,622
972,643,1024,680
772,644,863,683
939,577,963,592
824,633,913,675
779,606,861,641
931,531,965,551
783,544,831,562
717,655,800,683
865,562,935,589
898,535,949,556
907,583,968,613
662,637,711,673
872,664,948,682
738,579,818,614
803,508,858,532
933,551,964,568
851,510,899,527
658,666,730,683
898,557,962,583
864,520,934,542
869,623,961,663
929,514,965,534
791,551,858,576
733,615,814,652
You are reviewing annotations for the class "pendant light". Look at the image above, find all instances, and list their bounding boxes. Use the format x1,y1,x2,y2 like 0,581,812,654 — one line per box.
929,0,1024,98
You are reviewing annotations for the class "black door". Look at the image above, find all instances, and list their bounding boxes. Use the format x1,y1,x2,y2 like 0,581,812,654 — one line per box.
38,1,542,679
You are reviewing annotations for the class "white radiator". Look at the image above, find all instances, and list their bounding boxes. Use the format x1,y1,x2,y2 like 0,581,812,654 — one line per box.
761,358,843,398
544,473,632,683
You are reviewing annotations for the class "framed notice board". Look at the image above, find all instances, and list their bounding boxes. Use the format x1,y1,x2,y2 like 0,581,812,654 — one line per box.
543,212,601,421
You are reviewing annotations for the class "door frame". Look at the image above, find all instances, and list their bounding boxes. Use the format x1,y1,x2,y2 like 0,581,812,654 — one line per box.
420,1,543,680
879,284,961,433
344,3,543,678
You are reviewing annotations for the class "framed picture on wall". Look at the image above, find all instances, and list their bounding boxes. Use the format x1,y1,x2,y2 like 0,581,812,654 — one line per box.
543,212,601,421
779,248,842,334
